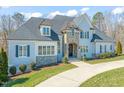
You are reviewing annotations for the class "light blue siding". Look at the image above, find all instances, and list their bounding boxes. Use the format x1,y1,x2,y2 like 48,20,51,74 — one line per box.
8,40,36,67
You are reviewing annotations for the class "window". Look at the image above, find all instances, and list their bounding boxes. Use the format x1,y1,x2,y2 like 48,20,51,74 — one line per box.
80,47,83,52
110,45,112,51
18,46,27,57
43,46,46,55
57,41,60,53
71,29,75,36
43,27,46,35
42,27,50,36
38,45,55,56
85,32,87,38
86,46,88,52
46,28,49,35
85,32,89,39
80,31,89,39
47,46,50,55
100,45,102,53
51,46,55,55
87,32,89,39
23,46,27,56
80,32,83,38
104,45,106,52
80,46,88,53
38,46,42,55
80,31,85,39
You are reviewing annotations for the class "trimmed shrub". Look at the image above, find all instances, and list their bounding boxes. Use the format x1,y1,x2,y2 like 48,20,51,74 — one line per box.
116,41,122,56
9,66,16,76
19,64,27,73
30,62,36,70
62,56,69,64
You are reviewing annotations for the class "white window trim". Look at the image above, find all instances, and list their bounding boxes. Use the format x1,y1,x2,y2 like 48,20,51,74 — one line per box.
80,46,88,53
18,45,28,58
40,26,51,36
37,45,55,56
80,31,89,39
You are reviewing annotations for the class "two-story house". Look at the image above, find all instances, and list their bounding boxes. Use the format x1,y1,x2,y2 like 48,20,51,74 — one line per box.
8,14,115,67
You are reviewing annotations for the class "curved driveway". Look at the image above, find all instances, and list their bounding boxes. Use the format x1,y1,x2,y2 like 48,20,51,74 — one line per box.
36,60,124,87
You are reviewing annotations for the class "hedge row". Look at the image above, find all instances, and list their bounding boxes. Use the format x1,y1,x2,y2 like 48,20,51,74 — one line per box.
96,52,116,59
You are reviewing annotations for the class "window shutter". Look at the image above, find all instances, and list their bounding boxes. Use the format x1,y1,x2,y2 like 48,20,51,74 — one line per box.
15,45,18,57
27,45,30,57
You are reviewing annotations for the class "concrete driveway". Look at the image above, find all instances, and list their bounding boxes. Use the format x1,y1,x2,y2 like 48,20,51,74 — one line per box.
36,60,124,87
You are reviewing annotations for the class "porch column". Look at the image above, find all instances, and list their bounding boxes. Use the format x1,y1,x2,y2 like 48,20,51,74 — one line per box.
66,44,69,59
64,43,68,58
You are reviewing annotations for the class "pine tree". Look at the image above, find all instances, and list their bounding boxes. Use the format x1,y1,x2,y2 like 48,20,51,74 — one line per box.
0,48,8,85
116,41,122,56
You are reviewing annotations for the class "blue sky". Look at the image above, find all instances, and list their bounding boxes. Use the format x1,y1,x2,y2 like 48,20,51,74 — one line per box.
0,6,123,19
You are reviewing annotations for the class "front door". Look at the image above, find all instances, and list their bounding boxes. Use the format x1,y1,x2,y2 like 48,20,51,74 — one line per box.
69,44,73,57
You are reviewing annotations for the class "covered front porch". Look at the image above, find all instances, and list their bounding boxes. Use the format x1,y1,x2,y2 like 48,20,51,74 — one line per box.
64,43,80,59
68,43,77,58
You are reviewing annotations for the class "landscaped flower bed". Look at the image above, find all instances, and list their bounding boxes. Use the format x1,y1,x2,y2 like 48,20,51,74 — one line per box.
5,63,77,87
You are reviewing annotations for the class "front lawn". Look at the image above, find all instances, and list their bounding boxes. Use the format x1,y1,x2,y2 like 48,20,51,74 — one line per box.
80,67,124,87
85,55,124,64
5,63,76,87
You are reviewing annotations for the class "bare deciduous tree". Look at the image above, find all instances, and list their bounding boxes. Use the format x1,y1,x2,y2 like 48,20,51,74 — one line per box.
12,12,25,28
0,15,15,51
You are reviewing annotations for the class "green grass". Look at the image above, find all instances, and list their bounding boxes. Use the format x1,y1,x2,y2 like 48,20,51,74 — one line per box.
80,67,124,87
85,55,124,64
5,63,76,87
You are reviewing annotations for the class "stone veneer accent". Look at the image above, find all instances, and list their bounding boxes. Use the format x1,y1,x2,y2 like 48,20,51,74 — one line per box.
63,30,80,58
36,56,57,66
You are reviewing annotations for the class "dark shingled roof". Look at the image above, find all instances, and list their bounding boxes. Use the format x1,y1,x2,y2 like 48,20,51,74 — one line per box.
91,34,103,42
8,17,59,41
91,26,113,42
8,14,113,43
8,15,74,41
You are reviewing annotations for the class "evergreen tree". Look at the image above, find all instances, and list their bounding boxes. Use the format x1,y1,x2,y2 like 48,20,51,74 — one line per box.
92,12,106,32
0,48,8,85
116,41,122,55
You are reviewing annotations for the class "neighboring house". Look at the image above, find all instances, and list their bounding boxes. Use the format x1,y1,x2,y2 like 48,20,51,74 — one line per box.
8,14,115,67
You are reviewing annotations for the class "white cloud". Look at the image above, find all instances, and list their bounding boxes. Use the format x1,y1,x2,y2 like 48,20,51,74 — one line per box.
66,9,78,16
30,12,43,17
47,9,78,18
80,7,90,14
21,12,43,19
47,11,65,18
112,7,124,14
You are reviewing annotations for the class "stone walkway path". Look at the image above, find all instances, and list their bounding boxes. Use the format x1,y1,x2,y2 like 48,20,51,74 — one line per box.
36,60,124,87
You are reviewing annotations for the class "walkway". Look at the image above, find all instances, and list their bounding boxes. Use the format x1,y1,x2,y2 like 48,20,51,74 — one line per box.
36,60,124,87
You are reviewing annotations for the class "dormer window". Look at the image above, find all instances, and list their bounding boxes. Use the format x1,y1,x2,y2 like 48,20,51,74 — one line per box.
40,26,51,36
